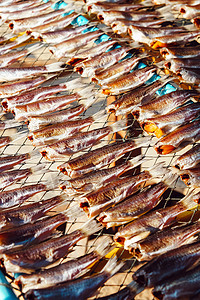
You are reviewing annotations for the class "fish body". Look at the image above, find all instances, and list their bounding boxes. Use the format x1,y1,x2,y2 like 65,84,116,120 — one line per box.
180,4,200,19
160,46,200,59
173,144,200,170
179,167,200,188
0,153,29,172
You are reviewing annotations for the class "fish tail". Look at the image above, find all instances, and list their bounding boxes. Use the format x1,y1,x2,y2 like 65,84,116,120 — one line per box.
43,174,61,190
103,255,124,277
79,96,97,110
181,189,199,208
3,119,21,129
128,154,151,168
27,149,41,161
162,171,179,187
95,236,112,258
64,204,85,220
11,129,28,143
158,6,175,21
133,136,151,148
128,280,145,296
15,34,30,45
45,62,66,73
26,43,43,54
148,162,170,178
92,109,107,123
81,219,103,236
30,163,49,176
77,85,96,99
109,119,128,133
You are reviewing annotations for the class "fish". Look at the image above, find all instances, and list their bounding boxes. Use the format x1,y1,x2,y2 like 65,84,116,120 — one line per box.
3,219,102,273
87,2,143,14
0,195,66,231
102,65,156,95
193,17,200,29
40,119,128,161
0,62,66,84
97,10,160,26
152,265,200,300
74,46,131,78
27,96,96,132
132,240,200,290
49,30,103,59
0,164,46,189
154,119,200,155
60,155,147,194
129,221,200,261
128,25,186,45
0,177,57,209
179,167,200,188
36,24,92,44
15,238,110,292
165,57,200,73
0,44,41,68
150,30,200,49
28,110,105,147
133,89,200,122
9,8,69,33
0,1,53,21
114,191,199,247
92,55,144,85
0,75,54,98
160,45,200,59
0,34,30,56
176,67,200,84
67,40,117,66
141,102,200,138
0,211,75,254
111,18,167,35
0,0,39,12
24,256,123,300
2,80,70,112
58,136,151,178
173,144,200,170
180,4,200,19
98,181,170,228
79,164,167,218
107,76,172,116
0,119,20,131
26,11,78,35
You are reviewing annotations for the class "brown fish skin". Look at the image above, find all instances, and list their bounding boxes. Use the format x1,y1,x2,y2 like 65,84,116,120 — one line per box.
152,265,200,300
133,241,200,289
0,213,69,253
0,195,65,230
173,144,200,170
98,182,168,228
180,4,200,19
141,102,200,138
177,67,200,84
165,57,200,73
3,220,101,272
28,105,86,132
0,168,32,189
0,0,39,12
154,120,200,155
13,94,79,122
28,116,94,147
193,17,200,29
41,126,113,161
129,222,200,261
102,65,156,95
108,78,170,116
114,192,198,247
58,138,148,178
0,136,11,148
179,167,200,188
80,171,153,218
87,2,143,14
160,46,200,59
133,89,200,122
0,153,29,172
0,76,52,98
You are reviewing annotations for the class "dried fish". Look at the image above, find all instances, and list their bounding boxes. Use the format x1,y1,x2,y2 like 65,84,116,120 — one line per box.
180,4,200,19
80,164,167,217
60,155,147,194
49,30,103,59
0,34,29,55
141,102,200,138
114,191,198,247
165,57,200,73
173,144,200,170
102,65,156,95
177,67,200,84
15,238,110,292
3,219,102,272
160,45,200,59
133,89,200,121
98,181,170,228
41,119,127,160
87,2,143,14
154,120,200,155
179,167,200,188
129,221,200,261
24,256,123,300
0,195,66,231
0,62,66,83
0,0,39,12
58,137,150,178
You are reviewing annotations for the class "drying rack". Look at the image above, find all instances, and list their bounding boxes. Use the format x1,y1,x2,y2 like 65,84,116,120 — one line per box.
0,1,199,299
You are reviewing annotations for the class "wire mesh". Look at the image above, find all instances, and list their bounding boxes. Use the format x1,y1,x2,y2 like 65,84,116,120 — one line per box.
0,1,199,299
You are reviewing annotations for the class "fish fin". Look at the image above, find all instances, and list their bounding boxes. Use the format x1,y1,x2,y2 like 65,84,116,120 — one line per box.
180,189,198,208
27,149,41,161
109,119,128,133
158,6,175,21
132,136,151,148
148,162,170,178
79,96,97,109
64,204,85,220
43,174,61,190
3,119,21,129
95,236,112,258
102,255,124,277
81,219,103,236
162,172,179,187
92,109,107,122
45,62,66,73
128,154,151,168
11,130,28,143
30,163,50,176
66,77,86,90
15,34,30,45
26,43,43,55
77,85,96,99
